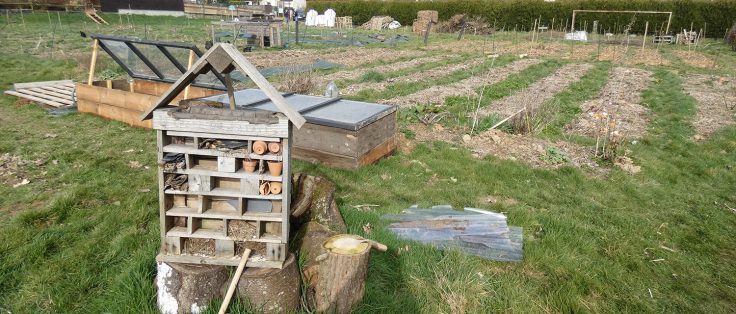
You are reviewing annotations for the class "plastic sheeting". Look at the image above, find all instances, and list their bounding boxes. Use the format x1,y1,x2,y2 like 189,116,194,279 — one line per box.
383,205,523,262
305,9,318,26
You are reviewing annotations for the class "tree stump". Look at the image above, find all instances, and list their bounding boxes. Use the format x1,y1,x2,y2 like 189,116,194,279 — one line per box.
290,173,346,232
315,234,372,314
236,253,300,313
156,262,228,314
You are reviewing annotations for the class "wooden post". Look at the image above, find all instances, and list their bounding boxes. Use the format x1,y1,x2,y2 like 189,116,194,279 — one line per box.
424,20,433,46
87,39,99,85
642,21,649,50
224,73,236,111
218,249,251,314
183,50,195,99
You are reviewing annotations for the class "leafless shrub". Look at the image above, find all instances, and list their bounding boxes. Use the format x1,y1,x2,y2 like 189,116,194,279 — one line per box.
726,23,736,51
509,99,560,135
278,68,317,94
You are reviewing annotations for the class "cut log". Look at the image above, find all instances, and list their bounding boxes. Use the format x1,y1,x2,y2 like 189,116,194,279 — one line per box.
290,173,346,232
315,234,372,314
236,253,300,313
293,222,338,289
156,262,229,314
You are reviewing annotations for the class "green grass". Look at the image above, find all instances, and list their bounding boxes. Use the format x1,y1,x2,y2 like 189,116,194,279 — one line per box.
1,13,736,314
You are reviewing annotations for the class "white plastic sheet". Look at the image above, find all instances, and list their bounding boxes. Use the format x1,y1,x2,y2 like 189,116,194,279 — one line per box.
324,9,336,27
388,21,401,29
305,9,318,26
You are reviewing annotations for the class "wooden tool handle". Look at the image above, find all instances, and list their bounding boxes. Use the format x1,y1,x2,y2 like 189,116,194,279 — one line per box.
369,240,388,252
218,249,252,314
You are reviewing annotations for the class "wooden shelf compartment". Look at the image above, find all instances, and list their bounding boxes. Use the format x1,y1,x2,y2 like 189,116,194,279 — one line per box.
163,144,283,161
164,187,282,199
165,206,283,221
166,226,283,243
164,166,282,181
156,253,284,268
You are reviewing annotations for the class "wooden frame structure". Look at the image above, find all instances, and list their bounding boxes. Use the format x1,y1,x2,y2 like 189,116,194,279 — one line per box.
571,10,673,35
140,43,305,268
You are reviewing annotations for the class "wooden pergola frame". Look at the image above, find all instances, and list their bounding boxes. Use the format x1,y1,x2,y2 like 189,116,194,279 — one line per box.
571,10,673,35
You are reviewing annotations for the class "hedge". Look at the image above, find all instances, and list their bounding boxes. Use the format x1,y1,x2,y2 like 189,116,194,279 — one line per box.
308,0,736,38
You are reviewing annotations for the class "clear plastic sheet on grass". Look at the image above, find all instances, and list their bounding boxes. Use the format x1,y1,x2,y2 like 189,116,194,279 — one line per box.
383,205,523,262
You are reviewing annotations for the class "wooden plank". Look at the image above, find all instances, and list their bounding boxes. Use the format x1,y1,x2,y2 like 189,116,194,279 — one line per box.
14,79,74,90
166,167,281,181
167,226,281,243
162,144,283,161
37,86,73,95
164,187,282,199
156,253,284,268
27,88,72,101
293,123,359,157
215,239,235,257
166,130,280,142
87,39,98,84
153,108,289,138
359,135,397,166
11,89,72,105
291,146,359,169
77,99,153,128
3,90,67,108
165,206,283,221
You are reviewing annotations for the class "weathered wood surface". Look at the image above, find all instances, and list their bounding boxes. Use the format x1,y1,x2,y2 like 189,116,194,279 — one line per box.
315,235,371,314
77,99,152,128
3,91,68,108
156,262,228,314
14,80,74,90
236,253,300,313
153,108,289,138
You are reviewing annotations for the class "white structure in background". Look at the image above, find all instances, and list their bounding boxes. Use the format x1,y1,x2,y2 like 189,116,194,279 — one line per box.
388,21,401,29
324,9,336,27
306,9,336,28
305,9,318,26
565,31,588,41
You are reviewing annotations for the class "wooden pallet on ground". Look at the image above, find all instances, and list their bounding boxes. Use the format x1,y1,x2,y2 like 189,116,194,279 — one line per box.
4,80,75,108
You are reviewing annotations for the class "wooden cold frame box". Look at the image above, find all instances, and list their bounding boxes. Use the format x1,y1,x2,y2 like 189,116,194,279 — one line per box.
153,108,291,268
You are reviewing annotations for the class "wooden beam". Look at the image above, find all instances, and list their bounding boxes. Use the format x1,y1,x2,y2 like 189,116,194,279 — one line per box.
183,50,195,99
88,39,99,85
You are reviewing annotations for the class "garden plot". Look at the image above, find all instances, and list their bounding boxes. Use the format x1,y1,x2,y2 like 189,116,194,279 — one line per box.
674,50,717,69
407,124,599,170
315,54,449,85
388,58,543,107
682,74,736,140
597,46,669,66
510,42,597,60
427,40,512,54
478,63,594,118
341,57,487,95
247,47,424,69
565,67,653,139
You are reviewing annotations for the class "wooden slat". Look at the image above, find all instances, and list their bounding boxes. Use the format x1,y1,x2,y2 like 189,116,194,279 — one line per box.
359,135,397,166
13,80,73,90
3,90,67,108
77,99,152,128
156,253,284,268
153,108,289,138
27,88,72,101
37,86,73,95
13,89,72,105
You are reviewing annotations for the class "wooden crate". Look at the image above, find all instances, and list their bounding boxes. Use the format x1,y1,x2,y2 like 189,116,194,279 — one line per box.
154,108,292,268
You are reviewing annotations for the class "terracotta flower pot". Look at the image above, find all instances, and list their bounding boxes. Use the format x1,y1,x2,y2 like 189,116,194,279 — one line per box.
252,141,267,155
269,181,282,195
267,161,283,176
259,181,271,195
268,142,281,154
243,159,257,173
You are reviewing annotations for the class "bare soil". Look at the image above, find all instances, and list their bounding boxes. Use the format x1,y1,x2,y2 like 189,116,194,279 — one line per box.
478,63,594,118
597,46,669,66
682,74,736,140
247,47,424,69
0,153,45,187
342,57,487,96
674,50,717,69
388,58,543,107
566,67,653,139
320,54,448,83
408,124,601,171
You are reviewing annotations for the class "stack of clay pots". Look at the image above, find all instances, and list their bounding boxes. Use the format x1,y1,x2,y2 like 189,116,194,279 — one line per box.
246,140,284,195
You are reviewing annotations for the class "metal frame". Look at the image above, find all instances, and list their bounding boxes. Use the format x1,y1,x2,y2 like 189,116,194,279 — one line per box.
83,32,227,90
571,10,673,35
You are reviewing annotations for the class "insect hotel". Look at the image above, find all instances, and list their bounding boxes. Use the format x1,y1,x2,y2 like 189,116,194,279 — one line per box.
139,43,306,269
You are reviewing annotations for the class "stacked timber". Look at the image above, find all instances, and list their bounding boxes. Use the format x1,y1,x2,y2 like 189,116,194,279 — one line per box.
335,16,353,29
413,10,438,35
362,16,394,30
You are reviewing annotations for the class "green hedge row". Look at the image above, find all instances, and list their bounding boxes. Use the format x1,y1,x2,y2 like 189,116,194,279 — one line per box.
308,0,736,38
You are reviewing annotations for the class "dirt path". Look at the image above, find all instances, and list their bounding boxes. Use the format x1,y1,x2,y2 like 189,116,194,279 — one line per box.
246,47,424,69
388,58,543,107
682,74,736,140
565,67,653,139
406,124,601,171
316,54,450,86
427,40,597,60
478,63,594,118
341,57,487,96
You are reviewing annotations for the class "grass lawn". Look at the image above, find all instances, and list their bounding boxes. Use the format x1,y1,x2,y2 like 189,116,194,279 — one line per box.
1,12,735,313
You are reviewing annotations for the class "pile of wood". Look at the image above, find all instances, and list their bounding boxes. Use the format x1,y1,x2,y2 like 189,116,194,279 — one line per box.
436,14,494,35
412,10,438,35
362,16,394,30
3,80,75,108
335,16,353,29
